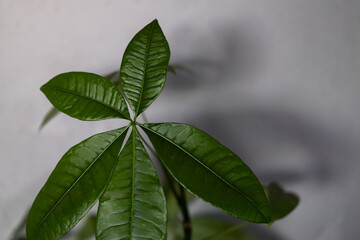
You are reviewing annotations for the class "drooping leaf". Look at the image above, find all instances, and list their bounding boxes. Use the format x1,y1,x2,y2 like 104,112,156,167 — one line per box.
41,72,130,121
26,126,129,240
120,19,170,117
141,123,272,223
96,128,167,240
264,182,299,222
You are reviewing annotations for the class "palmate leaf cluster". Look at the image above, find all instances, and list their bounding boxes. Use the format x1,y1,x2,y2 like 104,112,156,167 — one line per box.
26,20,298,240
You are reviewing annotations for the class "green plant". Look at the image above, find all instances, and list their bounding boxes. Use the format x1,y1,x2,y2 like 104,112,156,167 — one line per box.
26,19,298,240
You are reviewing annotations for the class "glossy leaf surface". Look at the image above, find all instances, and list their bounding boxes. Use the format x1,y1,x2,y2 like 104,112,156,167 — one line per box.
141,123,271,223
39,64,184,129
39,71,123,129
26,127,129,240
41,72,130,121
120,19,170,117
264,182,299,222
96,129,167,240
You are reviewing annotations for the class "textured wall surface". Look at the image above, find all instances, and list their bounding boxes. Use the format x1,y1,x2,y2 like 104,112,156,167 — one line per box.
1,1,360,239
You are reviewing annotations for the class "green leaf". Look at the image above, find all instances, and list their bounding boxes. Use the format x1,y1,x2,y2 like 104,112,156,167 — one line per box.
39,63,180,130
26,126,129,240
141,123,271,223
41,72,130,121
264,182,299,222
96,128,167,240
39,71,123,129
120,19,170,117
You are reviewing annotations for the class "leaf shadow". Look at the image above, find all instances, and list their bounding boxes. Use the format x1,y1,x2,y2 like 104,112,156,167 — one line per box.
188,108,336,184
166,21,265,91
164,21,348,186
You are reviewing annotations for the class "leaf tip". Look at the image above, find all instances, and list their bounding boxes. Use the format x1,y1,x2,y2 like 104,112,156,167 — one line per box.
150,18,161,28
40,84,46,93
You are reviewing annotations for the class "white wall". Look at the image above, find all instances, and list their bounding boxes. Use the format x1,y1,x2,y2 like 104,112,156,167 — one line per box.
1,1,360,239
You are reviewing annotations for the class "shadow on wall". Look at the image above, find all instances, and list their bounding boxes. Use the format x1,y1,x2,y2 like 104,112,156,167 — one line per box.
165,21,347,186
161,21,355,240
166,21,265,91
189,109,336,184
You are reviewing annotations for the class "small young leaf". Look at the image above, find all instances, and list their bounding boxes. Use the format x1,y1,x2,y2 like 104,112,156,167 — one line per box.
141,122,271,223
120,19,170,117
26,126,129,240
41,72,130,121
264,182,299,222
96,128,167,240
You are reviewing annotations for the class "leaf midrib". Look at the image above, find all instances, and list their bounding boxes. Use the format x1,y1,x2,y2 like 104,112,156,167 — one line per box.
142,124,269,222
129,129,136,238
31,127,128,239
42,85,130,120
135,21,156,117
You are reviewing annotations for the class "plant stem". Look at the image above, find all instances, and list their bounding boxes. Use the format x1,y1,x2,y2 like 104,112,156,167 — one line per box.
135,117,192,240
179,185,191,240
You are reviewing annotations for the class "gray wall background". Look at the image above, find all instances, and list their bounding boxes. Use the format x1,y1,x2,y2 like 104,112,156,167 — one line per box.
1,1,360,239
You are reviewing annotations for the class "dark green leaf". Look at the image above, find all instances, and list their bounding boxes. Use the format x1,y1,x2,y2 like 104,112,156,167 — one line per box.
120,19,170,117
41,72,130,121
264,182,299,222
141,123,271,223
96,128,167,240
39,71,123,129
39,63,179,130
26,126,129,240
